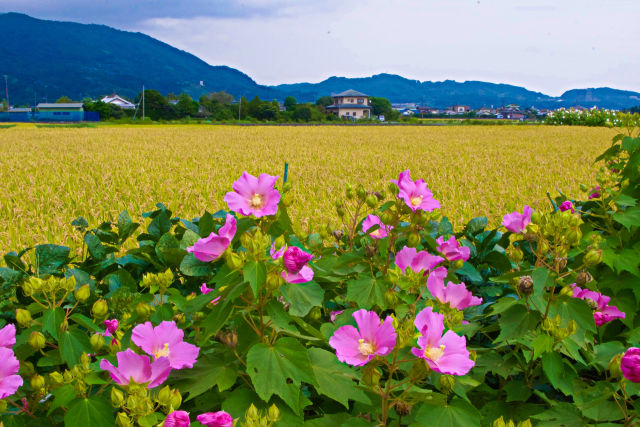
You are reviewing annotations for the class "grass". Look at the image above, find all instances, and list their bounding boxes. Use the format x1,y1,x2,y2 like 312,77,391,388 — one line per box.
0,124,614,254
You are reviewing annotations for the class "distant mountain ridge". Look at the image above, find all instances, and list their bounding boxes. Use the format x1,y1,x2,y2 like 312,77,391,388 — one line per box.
1,12,639,109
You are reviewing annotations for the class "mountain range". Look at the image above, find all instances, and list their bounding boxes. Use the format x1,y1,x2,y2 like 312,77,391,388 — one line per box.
2,12,639,110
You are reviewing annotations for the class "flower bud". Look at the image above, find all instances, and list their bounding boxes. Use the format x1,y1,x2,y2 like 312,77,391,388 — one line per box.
282,192,293,207
90,333,105,352
407,231,420,248
409,359,431,381
0,399,7,413
584,249,603,267
394,401,413,416
361,366,382,387
266,272,283,292
332,229,344,241
110,339,121,353
609,353,624,378
380,210,394,225
365,195,378,208
384,289,399,308
91,299,108,319
170,389,182,409
282,182,293,193
575,271,592,286
225,252,244,271
308,307,322,321
115,412,133,427
30,374,45,390
49,371,65,387
439,374,456,394
74,284,91,302
217,330,238,349
111,387,125,407
246,404,259,421
80,353,91,370
21,361,36,378
453,259,465,270
537,241,549,255
507,246,523,263
135,302,151,318
268,403,280,422
356,186,367,200
274,235,286,249
516,276,534,295
28,331,46,350
16,308,32,327
336,206,346,217
530,211,541,224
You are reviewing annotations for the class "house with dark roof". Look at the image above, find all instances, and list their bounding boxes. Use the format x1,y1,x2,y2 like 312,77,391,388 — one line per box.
325,89,372,119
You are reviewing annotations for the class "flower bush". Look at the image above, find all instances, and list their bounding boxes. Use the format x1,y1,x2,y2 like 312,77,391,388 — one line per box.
0,128,639,426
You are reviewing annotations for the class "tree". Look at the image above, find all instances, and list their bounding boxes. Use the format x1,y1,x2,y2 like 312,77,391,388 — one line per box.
284,96,297,112
176,93,199,118
136,89,174,121
315,96,333,108
255,103,278,121
370,97,399,120
56,96,73,103
208,91,234,105
293,105,312,122
247,96,263,118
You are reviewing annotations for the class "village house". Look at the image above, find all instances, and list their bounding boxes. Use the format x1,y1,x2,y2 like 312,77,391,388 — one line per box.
476,106,496,117
496,108,526,120
35,103,85,121
417,106,440,115
100,94,136,109
450,105,471,114
325,89,372,119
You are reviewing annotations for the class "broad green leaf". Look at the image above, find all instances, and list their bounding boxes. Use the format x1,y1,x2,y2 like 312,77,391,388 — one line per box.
246,337,318,414
602,248,640,277
117,210,139,243
180,229,201,250
155,232,185,266
455,262,483,283
542,352,577,396
573,382,623,421
172,353,238,401
201,301,234,340
69,313,100,332
504,379,532,402
243,261,267,298
198,211,214,237
59,328,91,368
532,333,554,360
346,273,386,309
84,233,106,260
64,396,114,427
35,244,70,275
147,210,171,238
613,207,640,230
308,348,371,408
411,397,481,427
549,295,596,334
43,307,65,340
0,267,23,285
532,402,588,426
281,281,324,317
179,254,214,277
621,135,640,153
47,384,76,415
614,193,637,208
465,217,488,235
495,305,541,343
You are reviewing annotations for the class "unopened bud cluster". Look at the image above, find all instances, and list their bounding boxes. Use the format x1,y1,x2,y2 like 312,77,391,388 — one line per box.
241,403,280,427
22,276,77,306
541,315,577,341
141,269,174,293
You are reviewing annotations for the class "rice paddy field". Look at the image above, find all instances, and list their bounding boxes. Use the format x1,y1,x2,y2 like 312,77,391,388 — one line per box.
0,124,615,254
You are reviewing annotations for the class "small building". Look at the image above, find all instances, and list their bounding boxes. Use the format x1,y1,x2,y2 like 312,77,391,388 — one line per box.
325,89,372,119
497,108,525,120
476,107,496,117
100,94,136,109
417,106,439,115
450,105,471,114
35,103,84,121
505,103,520,110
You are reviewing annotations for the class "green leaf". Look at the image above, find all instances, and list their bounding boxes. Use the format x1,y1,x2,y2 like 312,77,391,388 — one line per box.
346,273,387,309
35,244,70,275
613,206,640,230
147,210,171,238
573,382,623,421
504,379,532,402
532,333,554,360
155,232,185,266
43,307,65,340
281,281,325,317
602,248,640,277
0,267,23,285
47,384,76,415
541,352,577,396
246,337,318,414
308,348,371,408
621,136,640,153
59,328,91,368
68,313,100,333
117,210,139,243
180,229,201,250
411,397,481,427
455,262,483,283
198,211,214,237
179,254,214,277
549,296,596,334
532,401,588,426
531,267,552,298
483,251,511,272
172,353,238,401
64,396,114,427
201,301,234,340
104,269,136,293
465,217,488,235
614,193,637,208
244,261,267,298
84,234,106,260
495,304,541,343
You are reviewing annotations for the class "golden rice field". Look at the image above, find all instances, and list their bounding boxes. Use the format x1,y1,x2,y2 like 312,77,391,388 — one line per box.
0,124,615,254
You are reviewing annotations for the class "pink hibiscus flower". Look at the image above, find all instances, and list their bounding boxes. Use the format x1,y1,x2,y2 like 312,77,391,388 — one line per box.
99,349,171,388
502,205,533,233
588,186,600,199
224,172,280,217
103,319,119,337
131,321,200,369
362,215,392,239
0,324,16,348
571,284,625,326
187,214,237,262
427,267,482,310
164,411,191,427
436,236,470,262
197,411,234,427
272,246,314,284
201,283,214,295
559,201,575,213
411,307,474,376
0,347,22,399
621,348,640,383
329,309,396,366
395,246,444,274
391,170,440,212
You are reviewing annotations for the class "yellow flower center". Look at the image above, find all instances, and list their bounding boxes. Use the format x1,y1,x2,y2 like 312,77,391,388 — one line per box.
370,229,381,237
154,343,170,358
424,344,445,361
358,339,376,356
249,193,264,209
410,195,423,207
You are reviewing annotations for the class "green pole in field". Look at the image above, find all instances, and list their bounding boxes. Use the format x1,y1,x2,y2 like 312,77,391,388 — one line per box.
284,162,289,183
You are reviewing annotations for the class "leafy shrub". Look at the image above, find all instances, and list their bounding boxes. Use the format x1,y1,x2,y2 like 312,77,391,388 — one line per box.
0,127,639,426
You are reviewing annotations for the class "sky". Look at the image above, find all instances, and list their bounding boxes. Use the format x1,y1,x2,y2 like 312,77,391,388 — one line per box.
1,0,639,95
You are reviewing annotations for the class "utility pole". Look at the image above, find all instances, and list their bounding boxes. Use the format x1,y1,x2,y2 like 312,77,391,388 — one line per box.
3,75,9,110
238,96,241,120
142,85,145,120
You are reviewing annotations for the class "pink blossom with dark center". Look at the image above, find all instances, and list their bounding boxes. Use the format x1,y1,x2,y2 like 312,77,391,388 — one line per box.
395,246,444,274
362,215,392,239
427,267,482,310
589,186,600,199
329,309,396,366
187,214,237,262
0,347,22,399
621,348,640,383
436,236,470,262
0,324,16,348
411,307,474,376
99,349,171,388
103,319,119,337
131,321,200,369
164,411,191,427
197,411,234,427
559,201,575,213
391,170,440,212
571,284,625,326
224,172,281,217
502,205,534,233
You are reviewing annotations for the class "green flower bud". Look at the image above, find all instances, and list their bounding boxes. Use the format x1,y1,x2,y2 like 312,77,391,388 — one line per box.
266,272,283,292
16,308,32,327
282,181,293,192
307,233,323,249
453,259,465,270
336,206,346,217
384,288,399,308
49,371,65,387
92,299,108,318
380,210,394,225
170,389,182,409
274,235,286,249
0,399,7,413
136,302,151,319
387,182,399,195
225,252,244,271
506,246,523,263
282,192,294,207
308,307,322,321
409,359,431,382
579,183,588,192
30,374,45,390
115,412,132,427
110,339,121,353
584,249,603,267
530,211,541,224
407,231,420,248
439,374,456,394
361,366,382,387
246,404,259,421
80,353,91,370
21,361,36,377
356,186,367,200
74,284,91,302
609,353,624,378
111,387,125,407
28,331,46,350
365,195,378,208
538,241,549,255
268,403,280,422
157,386,172,406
